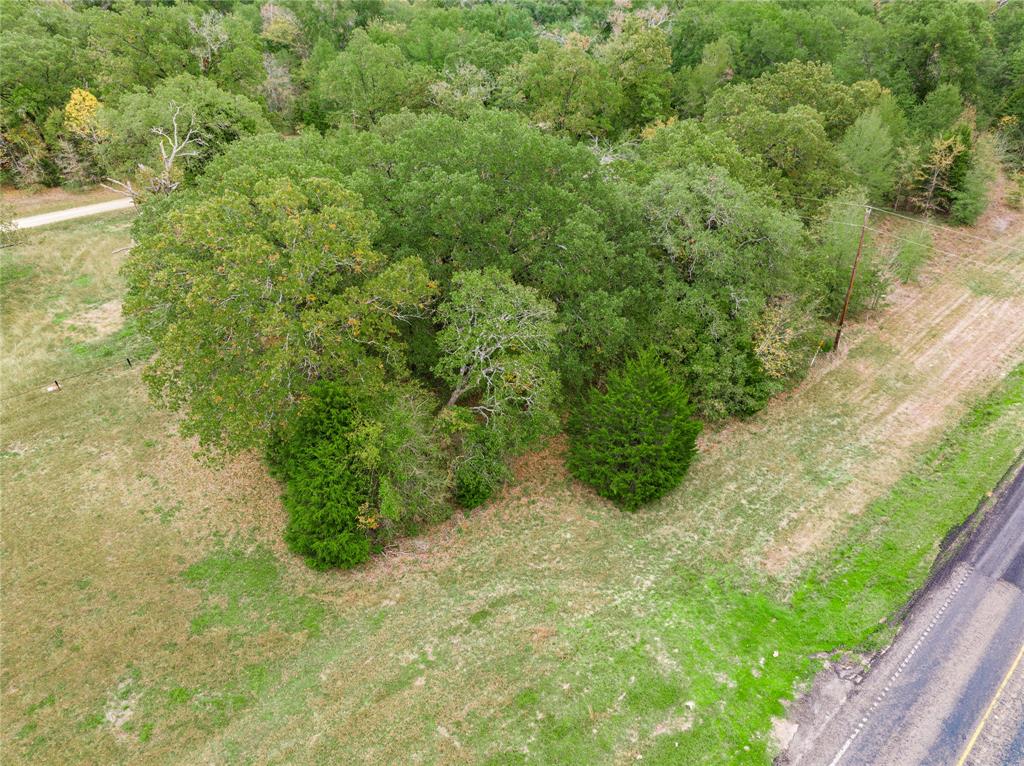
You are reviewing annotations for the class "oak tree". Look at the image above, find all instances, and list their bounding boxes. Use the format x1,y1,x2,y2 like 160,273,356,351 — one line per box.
123,175,434,452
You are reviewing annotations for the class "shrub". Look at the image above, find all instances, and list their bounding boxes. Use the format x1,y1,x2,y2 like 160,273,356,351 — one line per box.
1007,173,1024,210
268,380,452,569
453,426,509,509
347,383,451,537
893,224,932,283
0,202,20,248
568,350,702,511
268,383,371,570
949,135,996,225
454,461,498,509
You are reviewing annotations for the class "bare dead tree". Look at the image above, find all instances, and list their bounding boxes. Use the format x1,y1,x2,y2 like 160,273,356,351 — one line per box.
149,105,204,192
262,53,296,116
104,104,204,203
102,176,142,203
189,11,228,73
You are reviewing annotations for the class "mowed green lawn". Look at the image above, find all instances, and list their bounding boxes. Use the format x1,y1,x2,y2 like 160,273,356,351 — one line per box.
2,207,1023,765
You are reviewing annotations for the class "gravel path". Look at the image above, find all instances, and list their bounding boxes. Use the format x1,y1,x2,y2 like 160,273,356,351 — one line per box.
13,197,134,229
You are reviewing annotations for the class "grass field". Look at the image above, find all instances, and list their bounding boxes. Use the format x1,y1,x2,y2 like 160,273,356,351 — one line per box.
1,186,1022,765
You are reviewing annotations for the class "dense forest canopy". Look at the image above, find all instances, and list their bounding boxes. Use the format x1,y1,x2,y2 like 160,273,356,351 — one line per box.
4,0,1021,568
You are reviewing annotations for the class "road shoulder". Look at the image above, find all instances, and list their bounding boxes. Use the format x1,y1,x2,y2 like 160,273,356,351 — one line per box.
780,459,1024,766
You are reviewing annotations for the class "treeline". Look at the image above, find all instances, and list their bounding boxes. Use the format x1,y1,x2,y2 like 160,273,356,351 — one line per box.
6,0,1022,569
4,0,1022,189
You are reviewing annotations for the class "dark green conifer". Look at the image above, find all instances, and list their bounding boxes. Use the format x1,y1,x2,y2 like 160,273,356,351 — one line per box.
568,350,702,511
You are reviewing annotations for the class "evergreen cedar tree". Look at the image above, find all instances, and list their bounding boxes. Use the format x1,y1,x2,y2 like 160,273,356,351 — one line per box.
267,378,452,569
568,351,702,511
268,383,372,570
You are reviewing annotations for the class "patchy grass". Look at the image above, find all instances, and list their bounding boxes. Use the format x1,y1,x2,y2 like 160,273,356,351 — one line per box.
963,266,1017,298
1,192,1023,765
182,546,325,638
0,212,142,391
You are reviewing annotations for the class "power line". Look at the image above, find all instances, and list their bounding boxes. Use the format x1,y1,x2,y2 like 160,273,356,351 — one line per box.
792,205,1024,356
796,215,1024,274
868,206,1022,251
0,368,146,424
790,194,1023,253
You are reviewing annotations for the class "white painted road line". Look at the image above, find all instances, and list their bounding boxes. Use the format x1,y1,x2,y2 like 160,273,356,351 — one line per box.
827,563,975,766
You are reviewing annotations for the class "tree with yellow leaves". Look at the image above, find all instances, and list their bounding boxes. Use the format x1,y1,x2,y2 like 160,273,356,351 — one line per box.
63,89,101,139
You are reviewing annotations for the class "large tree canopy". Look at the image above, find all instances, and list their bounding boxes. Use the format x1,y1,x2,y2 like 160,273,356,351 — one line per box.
643,165,812,417
123,175,434,452
21,0,1005,559
317,29,434,128
436,268,560,440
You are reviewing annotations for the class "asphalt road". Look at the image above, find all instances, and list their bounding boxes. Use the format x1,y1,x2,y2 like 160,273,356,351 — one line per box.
12,197,134,229
790,464,1024,766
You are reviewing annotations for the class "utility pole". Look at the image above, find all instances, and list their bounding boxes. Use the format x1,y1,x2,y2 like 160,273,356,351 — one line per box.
833,206,871,351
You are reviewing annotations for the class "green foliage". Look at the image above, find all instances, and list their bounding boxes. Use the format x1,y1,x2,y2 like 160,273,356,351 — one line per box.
706,61,873,139
568,350,702,511
1007,172,1024,210
436,268,560,445
337,110,654,386
0,0,89,185
210,15,269,102
0,0,88,126
346,381,451,535
430,267,562,509
642,165,808,417
10,0,1013,571
912,83,964,140
950,134,997,225
268,379,450,568
83,0,199,95
598,18,674,131
713,100,845,204
98,74,271,180
158,111,656,396
839,108,896,204
810,190,886,319
317,29,434,128
875,92,910,146
453,424,510,510
366,10,531,75
123,172,434,453
876,0,992,102
499,37,622,138
624,119,767,192
893,224,933,284
267,383,372,570
672,35,737,117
